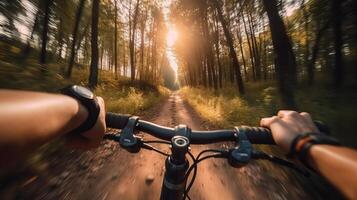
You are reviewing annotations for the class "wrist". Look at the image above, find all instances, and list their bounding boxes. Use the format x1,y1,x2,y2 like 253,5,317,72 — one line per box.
287,133,341,168
305,144,319,170
61,85,100,134
74,99,89,127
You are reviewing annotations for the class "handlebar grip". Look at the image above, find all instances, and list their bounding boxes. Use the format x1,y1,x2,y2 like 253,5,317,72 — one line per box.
238,126,275,144
106,112,131,129
241,120,329,145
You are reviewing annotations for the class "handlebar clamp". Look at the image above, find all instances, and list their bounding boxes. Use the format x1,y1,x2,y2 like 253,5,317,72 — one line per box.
174,124,191,139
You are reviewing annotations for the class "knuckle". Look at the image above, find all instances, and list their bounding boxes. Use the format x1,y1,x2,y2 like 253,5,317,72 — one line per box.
287,111,299,117
271,116,280,122
268,116,280,125
300,112,311,117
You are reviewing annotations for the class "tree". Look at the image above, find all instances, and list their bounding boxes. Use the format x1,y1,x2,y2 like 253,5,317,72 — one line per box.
88,0,100,89
67,0,86,78
129,0,140,81
114,0,118,79
214,0,244,94
262,0,297,108
40,0,54,65
332,0,343,88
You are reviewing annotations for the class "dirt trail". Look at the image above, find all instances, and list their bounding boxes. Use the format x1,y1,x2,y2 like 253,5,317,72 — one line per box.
1,92,339,200
79,92,326,200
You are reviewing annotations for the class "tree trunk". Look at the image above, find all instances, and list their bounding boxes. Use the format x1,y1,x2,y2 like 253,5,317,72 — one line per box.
308,19,331,85
214,0,244,94
332,0,343,88
88,0,99,89
114,0,118,79
67,0,86,78
300,0,310,70
262,0,297,108
40,0,53,65
129,0,140,81
237,28,248,82
248,12,261,80
56,18,64,61
139,9,147,81
242,12,256,81
22,10,40,59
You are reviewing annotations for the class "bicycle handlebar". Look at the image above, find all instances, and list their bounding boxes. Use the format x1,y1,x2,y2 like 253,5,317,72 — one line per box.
106,112,275,144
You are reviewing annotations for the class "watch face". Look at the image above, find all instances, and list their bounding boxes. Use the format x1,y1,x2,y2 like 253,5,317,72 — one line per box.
73,85,94,99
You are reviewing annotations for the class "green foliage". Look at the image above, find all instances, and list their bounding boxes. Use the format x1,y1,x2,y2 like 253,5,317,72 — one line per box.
180,83,357,147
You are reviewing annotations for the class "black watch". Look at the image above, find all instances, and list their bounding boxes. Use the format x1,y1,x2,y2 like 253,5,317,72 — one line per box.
61,85,100,134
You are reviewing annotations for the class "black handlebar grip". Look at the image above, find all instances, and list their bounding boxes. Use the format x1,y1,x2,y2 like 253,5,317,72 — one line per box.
238,126,275,144
105,112,131,129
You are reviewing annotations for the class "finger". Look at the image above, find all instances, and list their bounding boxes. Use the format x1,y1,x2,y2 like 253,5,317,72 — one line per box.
279,110,300,119
300,112,312,121
96,96,105,110
277,110,292,118
260,116,280,128
300,112,319,132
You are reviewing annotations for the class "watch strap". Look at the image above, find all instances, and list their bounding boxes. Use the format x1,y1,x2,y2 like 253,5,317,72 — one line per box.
288,132,341,168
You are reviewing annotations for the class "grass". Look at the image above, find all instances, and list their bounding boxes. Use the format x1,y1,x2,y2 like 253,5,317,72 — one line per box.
180,81,357,147
0,59,171,115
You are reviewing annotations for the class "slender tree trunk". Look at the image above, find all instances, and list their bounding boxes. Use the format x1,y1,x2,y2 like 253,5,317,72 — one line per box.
139,9,147,81
308,19,331,85
300,0,310,70
332,0,343,88
213,12,223,88
247,12,261,80
40,0,53,65
214,37,223,88
262,0,297,108
114,0,118,79
214,0,244,94
242,12,256,81
22,10,40,59
56,19,64,61
88,0,99,89
237,29,248,82
67,0,86,78
130,0,140,81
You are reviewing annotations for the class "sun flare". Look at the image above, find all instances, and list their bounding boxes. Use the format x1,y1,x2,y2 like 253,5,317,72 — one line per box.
166,28,178,47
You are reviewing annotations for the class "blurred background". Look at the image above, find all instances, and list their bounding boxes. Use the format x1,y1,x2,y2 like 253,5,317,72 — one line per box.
0,0,356,199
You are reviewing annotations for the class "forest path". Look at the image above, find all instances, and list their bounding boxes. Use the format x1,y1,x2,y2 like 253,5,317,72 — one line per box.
2,92,333,200
80,92,320,200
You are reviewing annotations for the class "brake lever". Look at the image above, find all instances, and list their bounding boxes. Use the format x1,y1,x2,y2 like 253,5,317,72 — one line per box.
228,127,253,167
119,116,141,153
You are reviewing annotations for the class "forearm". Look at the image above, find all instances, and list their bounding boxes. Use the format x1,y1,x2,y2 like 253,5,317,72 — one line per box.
307,145,357,199
0,90,88,155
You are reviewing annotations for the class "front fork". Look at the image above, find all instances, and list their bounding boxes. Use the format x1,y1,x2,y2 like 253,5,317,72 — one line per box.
160,126,191,200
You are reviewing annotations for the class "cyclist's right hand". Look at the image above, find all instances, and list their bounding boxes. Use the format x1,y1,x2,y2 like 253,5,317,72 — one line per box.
260,110,319,153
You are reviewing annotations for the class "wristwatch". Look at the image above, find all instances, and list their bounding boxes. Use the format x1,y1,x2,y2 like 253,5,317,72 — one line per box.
61,85,100,134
